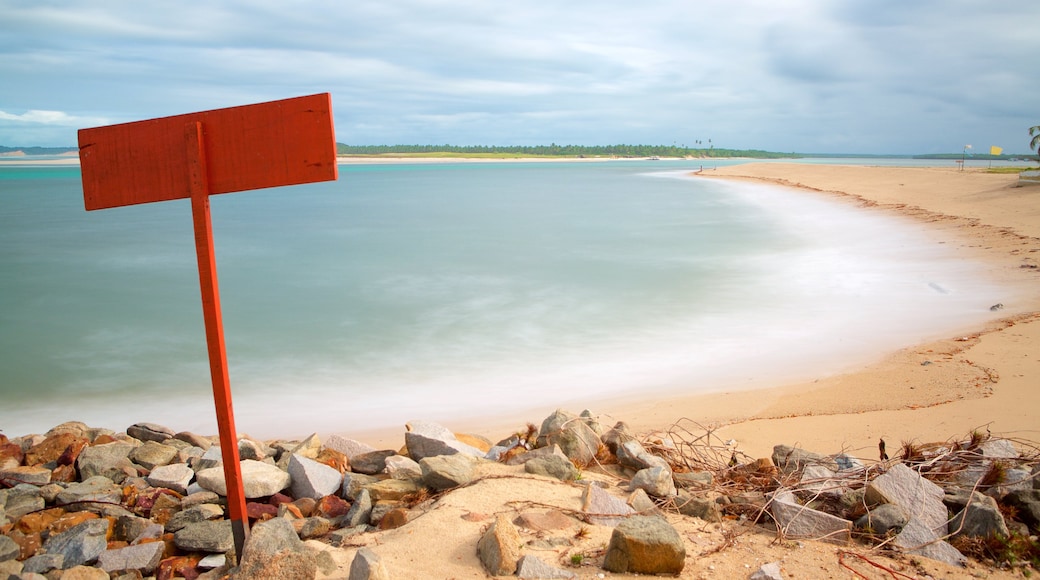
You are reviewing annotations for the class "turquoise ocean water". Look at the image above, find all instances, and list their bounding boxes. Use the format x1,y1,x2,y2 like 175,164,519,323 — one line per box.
0,159,1011,438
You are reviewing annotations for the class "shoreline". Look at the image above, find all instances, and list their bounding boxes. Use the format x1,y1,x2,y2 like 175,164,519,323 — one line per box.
341,163,1040,459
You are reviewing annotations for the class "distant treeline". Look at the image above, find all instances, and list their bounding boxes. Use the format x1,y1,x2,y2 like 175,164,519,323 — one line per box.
0,146,78,155
335,143,795,159
913,153,1038,161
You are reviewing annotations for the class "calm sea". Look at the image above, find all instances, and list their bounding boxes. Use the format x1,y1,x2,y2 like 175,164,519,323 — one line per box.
0,159,1009,438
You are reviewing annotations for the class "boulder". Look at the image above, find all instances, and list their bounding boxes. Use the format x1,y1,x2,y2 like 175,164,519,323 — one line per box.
770,491,852,543
364,478,420,501
341,489,373,528
125,423,175,443
616,439,669,472
893,518,967,567
76,441,138,483
56,476,123,509
173,520,234,553
324,435,376,460
476,513,522,576
128,441,178,470
950,494,1009,539
629,466,676,498
581,483,636,526
173,431,213,450
524,454,578,481
420,454,477,490
674,491,721,522
504,444,567,467
288,454,343,500
601,421,634,455
865,463,948,535
383,455,422,481
5,485,46,519
41,518,110,568
0,466,52,486
96,541,164,575
516,554,576,579
348,547,390,580
536,409,602,467
146,462,195,495
854,503,909,536
195,460,291,498
772,444,834,474
1004,489,1040,531
24,433,89,467
233,517,317,580
404,420,485,461
341,472,380,501
602,515,685,575
349,450,398,475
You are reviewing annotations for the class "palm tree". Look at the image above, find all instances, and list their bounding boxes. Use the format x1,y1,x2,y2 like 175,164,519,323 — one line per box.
1030,125,1040,159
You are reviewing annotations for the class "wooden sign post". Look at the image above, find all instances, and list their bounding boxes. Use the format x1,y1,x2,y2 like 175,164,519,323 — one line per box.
78,94,338,558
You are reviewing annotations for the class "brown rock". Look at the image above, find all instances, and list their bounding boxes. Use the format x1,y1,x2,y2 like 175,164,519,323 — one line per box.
291,497,316,518
247,502,278,521
50,511,100,535
25,433,89,466
156,554,202,580
0,442,24,469
377,508,409,530
476,513,522,576
16,508,66,534
8,529,42,560
455,433,493,453
514,510,578,532
313,448,349,473
315,495,351,519
51,463,77,483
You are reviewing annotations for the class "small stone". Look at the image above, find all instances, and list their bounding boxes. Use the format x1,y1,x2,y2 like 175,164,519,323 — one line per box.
24,433,89,467
174,431,213,450
364,478,420,501
377,508,409,530
855,503,908,536
674,491,721,522
97,541,165,575
298,517,331,539
750,561,783,580
513,510,577,532
22,553,64,574
76,440,139,483
323,435,376,460
341,472,380,501
350,450,398,475
949,494,1010,539
166,504,225,532
129,441,178,470
404,420,485,460
516,554,577,579
770,491,852,544
581,483,636,526
315,495,351,520
233,517,317,580
383,454,422,480
56,476,123,510
341,489,373,528
0,535,19,562
536,409,602,467
0,465,52,486
42,518,110,568
629,466,677,498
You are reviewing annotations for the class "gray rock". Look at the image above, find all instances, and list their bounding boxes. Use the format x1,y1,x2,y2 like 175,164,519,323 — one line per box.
349,450,398,475
112,514,163,544
581,483,636,526
195,460,290,498
329,526,369,546
56,476,123,510
298,516,331,540
799,464,845,497
404,420,485,461
770,491,852,544
237,438,269,461
97,541,164,575
174,431,213,450
675,491,721,522
504,444,568,466
166,504,225,532
181,490,222,509
198,553,228,569
383,454,422,481
42,518,110,568
629,466,677,498
616,439,669,472
602,515,686,575
21,553,64,574
288,433,322,460
750,561,783,580
516,554,577,579
4,485,46,519
76,441,138,482
288,454,343,500
126,422,175,443
348,547,390,580
834,454,864,472
0,466,52,486
988,467,1034,498
232,517,317,580
772,445,834,474
855,503,909,536
195,445,225,470
0,560,22,578
146,462,195,494
420,454,477,490
627,488,659,515
128,440,178,470
524,454,578,481
674,471,713,489
978,439,1018,458
865,463,948,535
893,518,967,567
324,435,376,460
0,534,19,562
537,409,602,466
950,494,1009,539
341,472,380,501
341,489,373,528
477,513,522,576
601,421,634,454
174,520,234,553
364,478,420,501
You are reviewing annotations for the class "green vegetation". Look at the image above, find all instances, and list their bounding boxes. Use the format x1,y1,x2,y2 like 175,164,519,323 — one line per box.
1030,125,1040,158
335,143,795,159
986,166,1039,174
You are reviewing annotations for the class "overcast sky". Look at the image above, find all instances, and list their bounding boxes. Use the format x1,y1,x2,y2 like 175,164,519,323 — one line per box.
2,1,1038,154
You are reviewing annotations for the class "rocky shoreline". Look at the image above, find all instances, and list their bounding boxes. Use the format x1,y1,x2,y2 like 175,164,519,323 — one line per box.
2,409,1039,579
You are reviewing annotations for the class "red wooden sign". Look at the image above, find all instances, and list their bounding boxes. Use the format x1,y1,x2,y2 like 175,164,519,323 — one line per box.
80,93,337,210
78,93,338,558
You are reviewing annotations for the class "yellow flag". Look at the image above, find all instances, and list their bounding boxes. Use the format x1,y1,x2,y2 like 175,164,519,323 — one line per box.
990,146,1003,155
